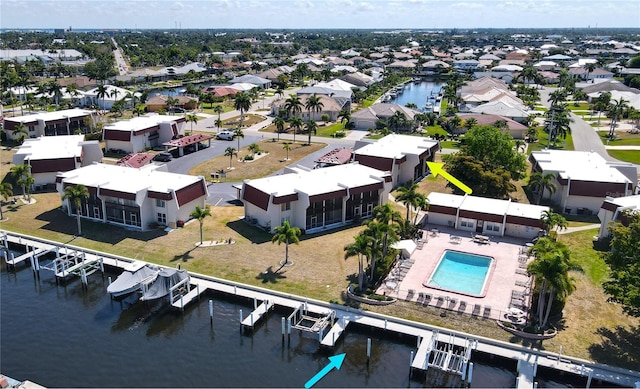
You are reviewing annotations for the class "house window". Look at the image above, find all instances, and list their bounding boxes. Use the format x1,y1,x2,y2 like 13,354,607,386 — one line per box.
156,199,166,208
459,218,475,228
157,213,167,225
486,222,501,232
281,202,291,211
28,126,36,133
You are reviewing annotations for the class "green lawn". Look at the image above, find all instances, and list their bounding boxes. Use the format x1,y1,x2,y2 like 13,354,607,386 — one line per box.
567,102,590,111
607,150,640,164
598,131,640,146
526,129,574,154
558,229,609,285
315,122,346,138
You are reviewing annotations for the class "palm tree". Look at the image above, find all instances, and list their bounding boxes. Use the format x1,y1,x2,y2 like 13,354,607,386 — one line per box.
282,142,292,160
274,115,286,141
304,93,324,122
584,62,596,83
304,120,317,145
368,203,401,280
166,96,179,112
47,80,63,107
0,182,13,220
271,220,301,267
224,147,237,169
234,92,252,129
233,128,244,152
133,104,146,117
95,84,108,112
344,233,373,291
190,205,212,245
527,238,577,329
527,172,557,205
463,117,477,132
338,110,351,125
540,210,567,236
394,183,426,222
12,122,28,145
213,105,224,126
185,113,199,134
388,111,407,133
10,164,31,201
66,83,80,108
289,117,303,144
608,97,629,138
63,184,89,236
284,94,303,119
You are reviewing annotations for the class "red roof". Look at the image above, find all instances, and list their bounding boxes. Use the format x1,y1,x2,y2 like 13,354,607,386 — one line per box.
116,153,153,168
315,148,353,165
163,133,214,147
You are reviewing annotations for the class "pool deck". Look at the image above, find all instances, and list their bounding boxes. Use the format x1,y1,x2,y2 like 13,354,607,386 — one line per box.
377,225,532,321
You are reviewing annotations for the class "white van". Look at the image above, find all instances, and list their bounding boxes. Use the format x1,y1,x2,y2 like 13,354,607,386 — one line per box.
216,130,234,140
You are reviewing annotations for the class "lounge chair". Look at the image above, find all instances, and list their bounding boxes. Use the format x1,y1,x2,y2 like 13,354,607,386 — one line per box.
406,289,415,301
458,300,467,313
515,268,529,276
417,292,425,305
515,280,529,287
472,304,481,316
423,293,432,306
483,306,492,318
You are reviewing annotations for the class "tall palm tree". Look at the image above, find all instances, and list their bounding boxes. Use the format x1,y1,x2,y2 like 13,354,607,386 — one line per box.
304,93,324,122
133,104,146,117
584,62,596,83
304,120,317,145
185,113,199,134
463,117,477,132
282,142,291,160
166,96,179,112
394,183,426,222
527,172,557,205
213,105,224,126
10,164,31,201
527,238,577,329
65,83,80,108
289,117,303,144
271,220,301,267
63,184,89,236
284,94,303,119
274,115,286,141
95,84,108,112
369,203,401,279
344,233,373,291
0,182,13,220
47,80,63,107
190,205,212,245
608,97,629,138
233,128,244,152
338,110,351,125
224,147,237,169
234,92,252,129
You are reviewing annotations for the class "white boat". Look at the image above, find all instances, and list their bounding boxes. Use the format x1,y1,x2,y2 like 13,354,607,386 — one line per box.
140,268,189,301
424,102,434,112
107,263,160,297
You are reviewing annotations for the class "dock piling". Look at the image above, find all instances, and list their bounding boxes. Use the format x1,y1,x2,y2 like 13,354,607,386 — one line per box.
281,317,285,341
239,309,243,326
367,338,371,363
209,300,214,324
410,350,415,378
467,362,473,387
533,382,538,389
586,370,593,389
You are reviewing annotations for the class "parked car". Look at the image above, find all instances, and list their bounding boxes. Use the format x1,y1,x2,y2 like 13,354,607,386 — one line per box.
152,152,173,162
216,131,234,140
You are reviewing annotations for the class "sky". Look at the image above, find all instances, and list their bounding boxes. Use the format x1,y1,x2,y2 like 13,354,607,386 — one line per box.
1,0,639,30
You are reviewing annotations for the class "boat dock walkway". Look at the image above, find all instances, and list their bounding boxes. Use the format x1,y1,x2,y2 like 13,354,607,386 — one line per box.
241,300,275,331
4,230,640,388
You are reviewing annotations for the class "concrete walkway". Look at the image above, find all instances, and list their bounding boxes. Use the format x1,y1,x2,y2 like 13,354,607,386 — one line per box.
557,224,600,235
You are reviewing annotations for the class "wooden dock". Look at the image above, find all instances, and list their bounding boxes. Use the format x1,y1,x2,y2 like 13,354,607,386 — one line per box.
3,230,640,388
320,317,350,347
242,300,274,330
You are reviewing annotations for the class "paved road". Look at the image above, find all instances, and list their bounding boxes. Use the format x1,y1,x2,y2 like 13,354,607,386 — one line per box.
111,37,129,76
164,90,368,206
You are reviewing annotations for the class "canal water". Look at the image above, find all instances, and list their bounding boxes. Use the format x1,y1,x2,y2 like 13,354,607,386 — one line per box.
1,248,585,388
389,80,445,111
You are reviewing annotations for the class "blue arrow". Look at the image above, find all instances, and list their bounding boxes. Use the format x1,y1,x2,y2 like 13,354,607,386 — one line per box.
304,353,346,389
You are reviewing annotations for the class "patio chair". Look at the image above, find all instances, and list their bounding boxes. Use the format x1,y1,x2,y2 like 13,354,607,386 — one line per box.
483,306,492,319
458,300,467,313
417,292,425,305
406,289,415,301
472,304,481,317
423,293,432,306
515,280,529,287
515,268,529,276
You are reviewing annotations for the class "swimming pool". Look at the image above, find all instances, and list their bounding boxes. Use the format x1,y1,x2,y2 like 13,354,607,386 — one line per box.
424,250,494,297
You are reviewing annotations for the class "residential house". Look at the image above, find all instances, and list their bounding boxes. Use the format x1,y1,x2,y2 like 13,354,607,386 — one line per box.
3,108,95,140
56,163,208,230
597,195,640,239
349,103,421,132
529,150,637,215
453,59,481,73
241,163,392,234
353,134,439,187
426,192,549,240
457,113,528,139
271,93,344,122
229,74,272,89
145,95,199,112
470,100,530,124
102,115,186,154
12,135,103,190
